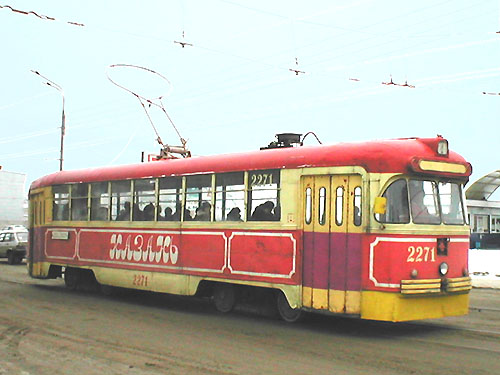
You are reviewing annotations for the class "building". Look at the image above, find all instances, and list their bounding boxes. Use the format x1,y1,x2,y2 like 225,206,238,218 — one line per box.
466,170,500,249
0,169,28,228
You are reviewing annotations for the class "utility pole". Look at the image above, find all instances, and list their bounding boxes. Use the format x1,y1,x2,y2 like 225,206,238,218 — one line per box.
31,70,66,171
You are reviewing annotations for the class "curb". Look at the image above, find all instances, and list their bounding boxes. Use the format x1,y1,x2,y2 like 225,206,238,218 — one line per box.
471,278,500,289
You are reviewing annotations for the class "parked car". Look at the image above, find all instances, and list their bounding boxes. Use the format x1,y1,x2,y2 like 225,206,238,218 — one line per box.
0,229,28,264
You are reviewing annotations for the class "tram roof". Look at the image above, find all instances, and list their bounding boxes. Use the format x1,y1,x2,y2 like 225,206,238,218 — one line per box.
30,136,471,189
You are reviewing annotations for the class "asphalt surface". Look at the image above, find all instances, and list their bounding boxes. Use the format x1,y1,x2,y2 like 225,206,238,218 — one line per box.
0,261,499,375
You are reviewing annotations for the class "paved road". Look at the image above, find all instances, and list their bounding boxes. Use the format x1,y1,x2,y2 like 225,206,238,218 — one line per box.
0,261,499,375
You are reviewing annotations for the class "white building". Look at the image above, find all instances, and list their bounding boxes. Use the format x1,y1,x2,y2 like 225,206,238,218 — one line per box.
466,170,500,249
0,169,27,227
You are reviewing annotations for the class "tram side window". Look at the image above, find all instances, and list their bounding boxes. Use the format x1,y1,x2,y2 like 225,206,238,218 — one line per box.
158,177,182,221
215,172,245,221
134,179,157,221
305,187,312,225
53,185,69,221
186,175,212,221
71,183,89,221
91,182,110,221
248,169,280,221
335,186,344,226
438,182,465,225
318,187,327,225
353,186,362,226
376,179,410,224
409,180,440,224
111,181,131,221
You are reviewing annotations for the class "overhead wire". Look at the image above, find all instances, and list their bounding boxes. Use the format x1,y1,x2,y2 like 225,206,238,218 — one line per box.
0,4,84,26
2,0,497,162
0,138,112,160
164,3,498,109
299,0,495,72
0,91,55,111
4,1,493,91
3,1,495,83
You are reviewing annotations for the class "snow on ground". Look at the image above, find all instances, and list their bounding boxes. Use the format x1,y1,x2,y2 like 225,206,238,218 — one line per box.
469,249,500,289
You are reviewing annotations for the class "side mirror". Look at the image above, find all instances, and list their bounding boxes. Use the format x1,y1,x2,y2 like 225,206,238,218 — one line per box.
374,197,387,215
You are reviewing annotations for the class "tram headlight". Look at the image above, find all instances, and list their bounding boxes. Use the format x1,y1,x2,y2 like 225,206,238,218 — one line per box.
437,140,448,156
410,269,418,279
439,262,449,276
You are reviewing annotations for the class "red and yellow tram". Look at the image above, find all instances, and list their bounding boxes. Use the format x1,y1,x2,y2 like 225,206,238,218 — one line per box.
28,135,472,322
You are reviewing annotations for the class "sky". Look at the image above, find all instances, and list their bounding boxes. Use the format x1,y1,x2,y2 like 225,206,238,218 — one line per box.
1,0,499,198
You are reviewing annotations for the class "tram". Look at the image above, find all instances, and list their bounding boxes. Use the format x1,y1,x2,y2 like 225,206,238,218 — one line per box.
28,134,472,322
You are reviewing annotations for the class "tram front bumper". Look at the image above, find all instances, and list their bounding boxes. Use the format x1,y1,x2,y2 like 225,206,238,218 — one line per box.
360,277,472,322
400,276,472,296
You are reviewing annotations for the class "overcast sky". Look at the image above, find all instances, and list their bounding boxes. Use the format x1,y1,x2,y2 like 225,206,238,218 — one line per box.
1,0,499,197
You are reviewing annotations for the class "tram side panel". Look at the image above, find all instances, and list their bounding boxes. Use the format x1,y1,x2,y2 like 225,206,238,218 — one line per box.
31,224,302,295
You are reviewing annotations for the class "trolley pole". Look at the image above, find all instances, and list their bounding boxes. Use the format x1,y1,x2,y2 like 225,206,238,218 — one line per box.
31,70,66,171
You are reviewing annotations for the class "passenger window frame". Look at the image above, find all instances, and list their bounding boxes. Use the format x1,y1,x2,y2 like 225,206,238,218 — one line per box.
70,183,89,221
215,172,245,222
52,185,70,221
247,169,281,222
158,176,183,222
185,174,213,222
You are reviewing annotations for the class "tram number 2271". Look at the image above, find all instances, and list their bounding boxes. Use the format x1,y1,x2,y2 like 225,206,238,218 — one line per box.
133,274,148,287
407,246,436,263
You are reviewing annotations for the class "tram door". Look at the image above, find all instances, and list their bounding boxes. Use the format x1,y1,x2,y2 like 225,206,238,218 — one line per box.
28,191,45,277
302,175,362,314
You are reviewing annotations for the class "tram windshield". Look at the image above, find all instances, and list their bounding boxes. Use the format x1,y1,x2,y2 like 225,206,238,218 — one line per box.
376,178,466,225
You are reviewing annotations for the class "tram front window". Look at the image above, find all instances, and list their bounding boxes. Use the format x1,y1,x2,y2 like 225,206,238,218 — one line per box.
376,178,466,225
438,182,465,225
376,179,409,224
409,180,440,224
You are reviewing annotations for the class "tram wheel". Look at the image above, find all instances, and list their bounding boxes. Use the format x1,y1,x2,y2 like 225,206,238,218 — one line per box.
276,292,303,323
213,283,236,313
64,267,80,290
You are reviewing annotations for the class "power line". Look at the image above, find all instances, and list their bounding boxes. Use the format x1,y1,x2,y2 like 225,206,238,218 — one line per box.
3,1,496,149
0,4,84,26
0,138,111,160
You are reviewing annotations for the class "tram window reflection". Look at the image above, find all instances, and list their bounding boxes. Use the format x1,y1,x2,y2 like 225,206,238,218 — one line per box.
134,179,156,221
438,182,465,225
305,187,312,225
318,187,326,225
71,183,89,221
52,185,69,221
376,179,410,224
409,180,440,224
158,177,182,221
215,172,244,221
91,181,110,221
110,181,130,221
248,169,280,221
353,186,362,226
186,175,213,221
335,186,344,226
